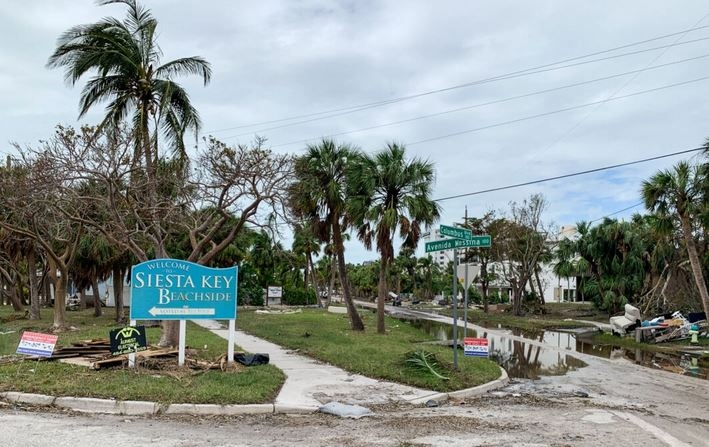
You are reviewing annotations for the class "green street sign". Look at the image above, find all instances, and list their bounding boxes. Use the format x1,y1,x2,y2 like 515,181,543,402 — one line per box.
425,235,491,252
439,224,472,240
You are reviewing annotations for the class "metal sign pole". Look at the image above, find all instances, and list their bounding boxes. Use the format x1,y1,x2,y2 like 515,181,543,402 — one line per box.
178,320,186,366
452,248,458,370
227,319,236,365
128,319,136,368
463,207,469,338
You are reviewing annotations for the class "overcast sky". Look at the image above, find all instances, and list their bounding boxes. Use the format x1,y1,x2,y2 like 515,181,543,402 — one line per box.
2,1,709,263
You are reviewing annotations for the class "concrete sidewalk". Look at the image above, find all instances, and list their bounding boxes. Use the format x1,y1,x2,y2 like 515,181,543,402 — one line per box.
192,320,448,411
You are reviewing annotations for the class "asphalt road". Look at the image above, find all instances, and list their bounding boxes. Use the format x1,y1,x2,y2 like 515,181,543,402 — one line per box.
1,304,707,446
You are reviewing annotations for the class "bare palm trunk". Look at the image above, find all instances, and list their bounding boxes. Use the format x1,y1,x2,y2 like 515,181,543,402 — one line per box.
27,248,41,320
0,268,24,312
48,260,68,329
91,279,103,317
377,256,388,334
306,253,322,307
535,269,545,306
113,266,125,323
332,220,364,331
680,215,709,318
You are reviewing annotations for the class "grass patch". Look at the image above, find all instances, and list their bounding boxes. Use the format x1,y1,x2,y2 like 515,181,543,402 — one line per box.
0,306,284,404
430,308,598,332
236,308,501,392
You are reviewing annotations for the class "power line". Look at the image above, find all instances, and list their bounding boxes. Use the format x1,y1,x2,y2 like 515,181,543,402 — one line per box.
263,54,709,148
588,202,645,223
531,12,709,162
407,75,709,147
434,146,704,202
205,27,709,135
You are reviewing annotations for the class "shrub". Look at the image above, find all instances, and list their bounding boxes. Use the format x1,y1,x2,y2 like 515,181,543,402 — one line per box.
282,286,316,306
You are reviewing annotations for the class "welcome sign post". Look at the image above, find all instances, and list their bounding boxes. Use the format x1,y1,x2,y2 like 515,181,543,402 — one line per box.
130,259,238,367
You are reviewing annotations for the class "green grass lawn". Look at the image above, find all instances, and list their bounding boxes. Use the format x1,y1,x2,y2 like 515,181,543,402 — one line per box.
236,308,502,392
428,307,598,332
0,306,284,404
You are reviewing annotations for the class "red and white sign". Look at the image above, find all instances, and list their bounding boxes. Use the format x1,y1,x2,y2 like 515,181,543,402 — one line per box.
464,337,489,357
16,331,58,357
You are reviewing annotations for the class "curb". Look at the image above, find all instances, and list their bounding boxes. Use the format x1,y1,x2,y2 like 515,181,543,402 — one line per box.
407,366,510,405
1,367,510,416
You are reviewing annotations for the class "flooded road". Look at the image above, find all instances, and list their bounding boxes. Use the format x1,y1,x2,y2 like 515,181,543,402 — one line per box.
397,313,707,380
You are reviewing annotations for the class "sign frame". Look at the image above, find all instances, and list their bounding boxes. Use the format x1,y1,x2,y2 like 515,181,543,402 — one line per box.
130,259,238,321
439,224,473,240
128,258,239,367
16,331,58,358
464,337,489,358
425,235,492,252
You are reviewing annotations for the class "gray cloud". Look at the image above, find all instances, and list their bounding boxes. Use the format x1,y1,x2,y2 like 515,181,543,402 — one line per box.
2,0,709,262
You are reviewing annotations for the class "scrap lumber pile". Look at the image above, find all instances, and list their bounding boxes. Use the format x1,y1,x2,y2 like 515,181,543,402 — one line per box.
49,339,111,359
38,339,178,369
90,347,179,370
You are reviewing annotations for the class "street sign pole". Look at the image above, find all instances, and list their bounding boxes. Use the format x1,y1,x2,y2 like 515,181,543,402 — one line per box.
463,207,469,339
452,249,458,370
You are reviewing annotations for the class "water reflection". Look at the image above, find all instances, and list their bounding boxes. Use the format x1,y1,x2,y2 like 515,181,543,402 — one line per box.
401,318,587,379
576,339,708,380
400,317,708,380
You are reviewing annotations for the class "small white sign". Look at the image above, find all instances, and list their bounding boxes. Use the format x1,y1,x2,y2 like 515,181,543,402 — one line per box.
16,331,58,357
267,286,283,298
464,337,489,357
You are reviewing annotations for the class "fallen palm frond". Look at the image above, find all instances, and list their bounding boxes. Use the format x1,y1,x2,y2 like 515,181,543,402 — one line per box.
405,350,449,380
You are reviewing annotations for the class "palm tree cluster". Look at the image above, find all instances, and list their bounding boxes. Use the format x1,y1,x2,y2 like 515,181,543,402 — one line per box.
556,155,709,318
288,140,440,333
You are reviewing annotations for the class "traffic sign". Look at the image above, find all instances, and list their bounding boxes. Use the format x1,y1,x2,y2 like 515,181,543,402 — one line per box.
425,235,492,252
130,259,238,320
440,224,472,240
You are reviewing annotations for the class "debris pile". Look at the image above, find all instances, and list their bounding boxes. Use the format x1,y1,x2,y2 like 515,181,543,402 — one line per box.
610,306,708,344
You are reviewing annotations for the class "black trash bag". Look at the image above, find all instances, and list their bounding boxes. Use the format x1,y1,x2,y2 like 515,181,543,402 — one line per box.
234,353,270,366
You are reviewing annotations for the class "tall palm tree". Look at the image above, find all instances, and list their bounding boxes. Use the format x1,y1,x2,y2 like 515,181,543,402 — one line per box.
642,161,709,319
292,223,323,303
48,0,210,344
47,0,211,178
288,139,365,330
350,143,440,333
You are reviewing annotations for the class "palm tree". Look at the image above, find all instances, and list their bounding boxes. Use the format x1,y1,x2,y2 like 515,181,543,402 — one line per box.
641,161,709,319
350,143,440,333
288,140,365,330
48,0,210,343
47,0,211,179
292,223,323,303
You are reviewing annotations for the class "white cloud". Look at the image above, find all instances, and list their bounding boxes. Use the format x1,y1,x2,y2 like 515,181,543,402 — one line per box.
2,0,709,262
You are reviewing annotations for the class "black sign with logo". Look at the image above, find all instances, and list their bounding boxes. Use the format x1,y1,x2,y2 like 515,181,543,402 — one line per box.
109,326,148,356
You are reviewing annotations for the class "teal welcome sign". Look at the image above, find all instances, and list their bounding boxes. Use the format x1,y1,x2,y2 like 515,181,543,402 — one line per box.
130,259,238,320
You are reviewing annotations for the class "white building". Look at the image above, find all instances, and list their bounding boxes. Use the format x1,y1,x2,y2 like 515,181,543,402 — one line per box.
423,225,582,304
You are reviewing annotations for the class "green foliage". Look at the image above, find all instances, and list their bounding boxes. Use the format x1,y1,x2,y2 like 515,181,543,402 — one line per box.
238,264,264,306
467,286,483,304
282,286,316,306
556,218,650,314
405,350,449,380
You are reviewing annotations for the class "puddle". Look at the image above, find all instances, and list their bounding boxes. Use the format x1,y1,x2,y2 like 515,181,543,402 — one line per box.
400,317,708,380
400,318,587,380
576,338,708,380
